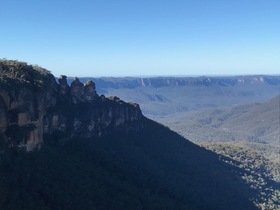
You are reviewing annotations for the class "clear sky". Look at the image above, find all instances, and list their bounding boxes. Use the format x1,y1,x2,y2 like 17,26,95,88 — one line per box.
1,0,279,77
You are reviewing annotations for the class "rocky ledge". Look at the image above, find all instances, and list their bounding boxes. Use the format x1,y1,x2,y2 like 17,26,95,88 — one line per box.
0,60,143,151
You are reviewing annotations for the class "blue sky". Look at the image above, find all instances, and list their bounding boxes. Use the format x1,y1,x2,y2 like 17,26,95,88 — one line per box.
1,0,279,77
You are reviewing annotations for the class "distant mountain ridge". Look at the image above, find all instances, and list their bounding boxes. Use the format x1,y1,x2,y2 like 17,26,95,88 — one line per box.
68,75,279,117
69,75,280,90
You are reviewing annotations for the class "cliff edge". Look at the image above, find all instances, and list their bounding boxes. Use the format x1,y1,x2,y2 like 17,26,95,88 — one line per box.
0,59,143,150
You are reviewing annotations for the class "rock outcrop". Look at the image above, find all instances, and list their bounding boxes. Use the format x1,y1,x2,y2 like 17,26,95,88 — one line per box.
0,60,143,151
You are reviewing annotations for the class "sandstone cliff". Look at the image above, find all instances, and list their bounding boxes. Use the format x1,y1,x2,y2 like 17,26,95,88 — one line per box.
0,60,143,151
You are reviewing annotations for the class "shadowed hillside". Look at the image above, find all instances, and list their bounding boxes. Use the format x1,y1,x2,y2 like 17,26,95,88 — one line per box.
0,119,258,210
159,95,280,145
156,96,280,210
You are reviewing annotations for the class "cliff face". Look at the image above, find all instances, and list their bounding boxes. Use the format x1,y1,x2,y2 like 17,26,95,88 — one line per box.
0,60,143,151
44,76,143,140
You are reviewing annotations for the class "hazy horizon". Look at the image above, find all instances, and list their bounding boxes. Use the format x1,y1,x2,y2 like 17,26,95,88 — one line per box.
65,74,280,79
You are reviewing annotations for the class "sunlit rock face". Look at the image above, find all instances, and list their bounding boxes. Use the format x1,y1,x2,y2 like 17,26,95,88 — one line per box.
84,80,98,101
0,60,144,151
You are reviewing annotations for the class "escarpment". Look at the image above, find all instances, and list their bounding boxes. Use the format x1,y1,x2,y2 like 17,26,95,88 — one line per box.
0,60,143,151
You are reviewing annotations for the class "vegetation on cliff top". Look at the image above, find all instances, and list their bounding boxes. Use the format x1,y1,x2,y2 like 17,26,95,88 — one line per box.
0,59,54,89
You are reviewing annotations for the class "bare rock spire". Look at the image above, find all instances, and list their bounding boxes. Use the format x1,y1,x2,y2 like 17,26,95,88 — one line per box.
58,75,69,95
84,80,98,101
70,77,84,103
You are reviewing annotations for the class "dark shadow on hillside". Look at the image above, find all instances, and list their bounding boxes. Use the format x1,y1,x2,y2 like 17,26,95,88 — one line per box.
0,118,259,210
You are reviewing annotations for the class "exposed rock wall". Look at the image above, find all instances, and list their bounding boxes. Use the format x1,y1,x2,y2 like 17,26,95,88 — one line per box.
0,60,143,151
0,60,58,150
44,76,143,139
